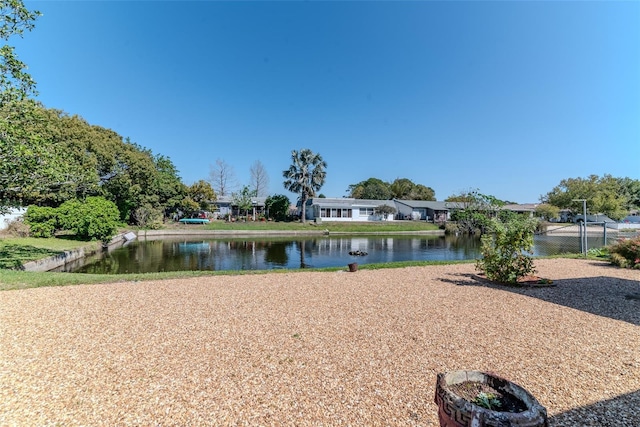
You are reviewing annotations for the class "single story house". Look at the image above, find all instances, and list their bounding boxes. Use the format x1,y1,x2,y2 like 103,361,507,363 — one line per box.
302,198,397,222
299,199,545,223
393,200,465,222
301,198,468,222
501,203,538,217
211,196,267,219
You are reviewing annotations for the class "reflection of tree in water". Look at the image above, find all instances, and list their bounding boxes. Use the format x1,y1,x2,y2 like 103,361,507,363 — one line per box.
444,234,482,257
264,241,291,266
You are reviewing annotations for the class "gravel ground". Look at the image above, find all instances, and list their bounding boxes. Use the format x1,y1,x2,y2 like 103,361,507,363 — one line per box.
1,258,639,426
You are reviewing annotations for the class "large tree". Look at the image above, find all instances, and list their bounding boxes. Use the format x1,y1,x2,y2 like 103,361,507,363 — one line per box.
541,174,631,220
0,100,95,212
0,0,40,102
347,177,391,200
283,149,327,223
446,189,506,234
346,177,435,201
1,100,188,221
187,180,216,211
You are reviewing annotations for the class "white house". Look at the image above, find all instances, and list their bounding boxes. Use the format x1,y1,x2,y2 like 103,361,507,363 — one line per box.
302,198,397,222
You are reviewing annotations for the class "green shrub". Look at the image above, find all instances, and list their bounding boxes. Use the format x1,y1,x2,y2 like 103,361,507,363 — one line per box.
24,205,58,238
608,236,640,269
265,194,291,222
475,216,538,284
57,197,120,242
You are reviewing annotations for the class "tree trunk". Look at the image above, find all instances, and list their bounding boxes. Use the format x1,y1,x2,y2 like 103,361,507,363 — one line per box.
300,192,307,223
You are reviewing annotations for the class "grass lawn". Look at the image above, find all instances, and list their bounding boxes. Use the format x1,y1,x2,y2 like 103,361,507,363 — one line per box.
0,259,472,291
197,220,441,233
0,237,100,270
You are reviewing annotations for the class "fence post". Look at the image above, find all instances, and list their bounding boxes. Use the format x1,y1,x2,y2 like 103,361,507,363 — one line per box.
579,221,587,256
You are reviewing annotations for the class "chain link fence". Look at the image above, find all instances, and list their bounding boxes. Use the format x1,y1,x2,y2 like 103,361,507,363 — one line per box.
535,222,640,256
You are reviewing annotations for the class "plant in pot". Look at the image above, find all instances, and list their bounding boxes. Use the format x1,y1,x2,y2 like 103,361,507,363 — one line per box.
434,370,548,427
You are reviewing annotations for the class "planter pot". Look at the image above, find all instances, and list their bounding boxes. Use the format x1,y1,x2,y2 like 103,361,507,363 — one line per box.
348,262,358,272
434,370,548,427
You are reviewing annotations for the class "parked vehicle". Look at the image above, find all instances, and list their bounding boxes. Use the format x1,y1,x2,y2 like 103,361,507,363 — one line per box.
573,214,615,223
621,215,640,224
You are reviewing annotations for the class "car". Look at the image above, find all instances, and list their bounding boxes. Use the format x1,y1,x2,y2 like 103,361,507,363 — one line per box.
573,214,615,223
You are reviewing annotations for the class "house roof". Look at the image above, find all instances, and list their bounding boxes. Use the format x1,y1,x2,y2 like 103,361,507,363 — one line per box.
394,200,465,210
306,198,398,209
214,196,267,205
502,203,539,212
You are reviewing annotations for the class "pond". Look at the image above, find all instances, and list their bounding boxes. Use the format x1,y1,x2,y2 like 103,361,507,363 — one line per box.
55,233,599,274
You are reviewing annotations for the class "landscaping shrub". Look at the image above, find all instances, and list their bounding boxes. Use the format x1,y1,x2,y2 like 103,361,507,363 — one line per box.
57,197,120,242
265,194,291,221
24,205,58,238
608,236,640,269
475,216,538,284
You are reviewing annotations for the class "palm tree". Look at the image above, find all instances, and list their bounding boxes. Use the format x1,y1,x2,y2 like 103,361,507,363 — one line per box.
282,149,327,223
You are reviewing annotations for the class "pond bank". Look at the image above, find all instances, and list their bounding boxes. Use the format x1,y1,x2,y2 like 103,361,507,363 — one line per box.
136,228,445,239
21,233,129,272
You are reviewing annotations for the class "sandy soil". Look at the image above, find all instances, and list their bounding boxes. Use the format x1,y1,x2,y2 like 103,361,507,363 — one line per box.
1,259,639,426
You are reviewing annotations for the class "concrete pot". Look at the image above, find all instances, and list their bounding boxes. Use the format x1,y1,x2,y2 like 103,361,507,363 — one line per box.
434,370,548,427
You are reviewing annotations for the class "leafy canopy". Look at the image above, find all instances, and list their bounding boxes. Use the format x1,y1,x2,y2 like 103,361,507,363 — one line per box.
542,174,635,220
231,185,257,216
265,194,290,221
0,0,41,102
283,149,327,223
346,177,436,201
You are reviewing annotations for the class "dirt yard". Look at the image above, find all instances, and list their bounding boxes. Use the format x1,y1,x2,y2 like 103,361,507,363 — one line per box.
1,259,639,426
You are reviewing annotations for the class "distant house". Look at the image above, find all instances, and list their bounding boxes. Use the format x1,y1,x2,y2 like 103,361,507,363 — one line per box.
212,196,266,219
295,198,562,223
394,200,465,222
298,198,471,223
302,198,397,222
502,203,539,217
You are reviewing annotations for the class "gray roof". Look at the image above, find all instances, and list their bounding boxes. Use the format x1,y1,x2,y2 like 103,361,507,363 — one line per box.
307,198,396,209
502,203,539,212
214,196,267,205
394,200,464,210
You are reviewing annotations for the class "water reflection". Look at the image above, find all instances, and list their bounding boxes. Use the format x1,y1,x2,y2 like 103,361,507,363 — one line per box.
58,234,588,274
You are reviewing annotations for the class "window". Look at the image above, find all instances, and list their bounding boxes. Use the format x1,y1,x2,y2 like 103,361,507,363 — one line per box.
320,208,351,218
360,207,374,217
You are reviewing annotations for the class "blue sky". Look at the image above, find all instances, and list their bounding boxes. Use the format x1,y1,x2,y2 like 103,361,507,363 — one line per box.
16,0,640,203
